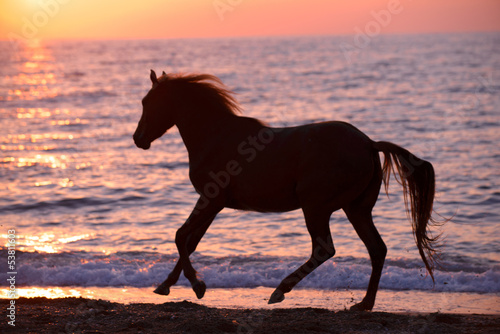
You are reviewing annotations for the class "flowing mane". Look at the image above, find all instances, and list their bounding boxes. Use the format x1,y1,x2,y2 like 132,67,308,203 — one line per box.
159,73,242,115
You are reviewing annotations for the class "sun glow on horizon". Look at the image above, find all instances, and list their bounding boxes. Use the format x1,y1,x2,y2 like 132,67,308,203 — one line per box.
1,0,499,41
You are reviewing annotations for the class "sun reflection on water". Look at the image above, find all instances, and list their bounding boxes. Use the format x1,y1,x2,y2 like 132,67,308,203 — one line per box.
3,131,74,144
12,154,69,169
0,41,86,175
2,233,95,253
4,40,59,101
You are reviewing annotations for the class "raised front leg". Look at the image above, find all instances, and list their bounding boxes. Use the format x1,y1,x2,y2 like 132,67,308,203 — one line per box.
154,197,221,298
154,220,214,296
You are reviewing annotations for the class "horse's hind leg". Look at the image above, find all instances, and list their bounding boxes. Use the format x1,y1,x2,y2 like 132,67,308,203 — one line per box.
269,208,335,304
343,207,387,311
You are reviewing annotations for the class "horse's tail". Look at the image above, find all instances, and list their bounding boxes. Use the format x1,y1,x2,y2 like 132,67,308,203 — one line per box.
373,141,443,283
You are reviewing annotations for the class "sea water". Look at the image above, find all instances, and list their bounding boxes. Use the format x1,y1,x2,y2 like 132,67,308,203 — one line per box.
0,33,499,313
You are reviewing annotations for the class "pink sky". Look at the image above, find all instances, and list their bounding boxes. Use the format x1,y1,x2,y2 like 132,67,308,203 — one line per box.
1,0,499,40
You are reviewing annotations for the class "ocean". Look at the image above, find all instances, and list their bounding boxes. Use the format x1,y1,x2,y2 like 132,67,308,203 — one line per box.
1,33,499,313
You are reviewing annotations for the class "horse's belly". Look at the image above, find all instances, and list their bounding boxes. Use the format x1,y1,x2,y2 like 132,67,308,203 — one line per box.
226,198,300,213
225,181,300,213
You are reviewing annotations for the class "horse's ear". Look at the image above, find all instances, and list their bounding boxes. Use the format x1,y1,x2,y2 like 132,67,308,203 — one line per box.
150,69,159,86
162,71,167,76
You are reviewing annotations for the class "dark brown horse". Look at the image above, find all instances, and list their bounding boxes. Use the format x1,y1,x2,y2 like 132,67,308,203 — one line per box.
133,70,442,311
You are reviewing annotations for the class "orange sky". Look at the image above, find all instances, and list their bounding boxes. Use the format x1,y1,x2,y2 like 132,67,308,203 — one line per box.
1,0,499,41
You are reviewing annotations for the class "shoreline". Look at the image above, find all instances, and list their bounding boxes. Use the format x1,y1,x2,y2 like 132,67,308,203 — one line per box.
1,286,498,315
1,297,499,333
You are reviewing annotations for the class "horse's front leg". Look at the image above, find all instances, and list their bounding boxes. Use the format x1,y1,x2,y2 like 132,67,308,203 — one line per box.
153,261,182,296
154,197,221,298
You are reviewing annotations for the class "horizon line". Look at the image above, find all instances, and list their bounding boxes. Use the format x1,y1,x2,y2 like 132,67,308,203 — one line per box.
2,29,500,43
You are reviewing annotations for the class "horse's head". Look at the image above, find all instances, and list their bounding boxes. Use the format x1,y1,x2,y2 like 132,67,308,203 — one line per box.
133,70,176,150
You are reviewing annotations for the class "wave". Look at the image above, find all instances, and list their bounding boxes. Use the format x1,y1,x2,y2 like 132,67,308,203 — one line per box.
63,71,86,79
1,88,119,108
36,89,118,104
139,161,189,170
0,250,497,293
0,195,146,213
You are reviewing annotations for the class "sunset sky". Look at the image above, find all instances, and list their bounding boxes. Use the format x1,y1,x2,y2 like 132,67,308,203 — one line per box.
1,0,499,41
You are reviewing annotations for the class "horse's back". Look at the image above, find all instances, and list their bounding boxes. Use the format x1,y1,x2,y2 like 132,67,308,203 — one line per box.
284,121,376,207
222,119,377,212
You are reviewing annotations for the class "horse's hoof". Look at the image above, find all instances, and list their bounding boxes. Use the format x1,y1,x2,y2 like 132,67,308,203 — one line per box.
268,289,285,304
153,283,170,296
192,280,206,299
349,301,373,312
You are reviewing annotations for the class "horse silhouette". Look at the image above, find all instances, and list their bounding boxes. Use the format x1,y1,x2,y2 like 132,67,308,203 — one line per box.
133,70,443,311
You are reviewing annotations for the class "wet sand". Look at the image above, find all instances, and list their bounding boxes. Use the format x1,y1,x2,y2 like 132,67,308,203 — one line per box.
1,297,499,333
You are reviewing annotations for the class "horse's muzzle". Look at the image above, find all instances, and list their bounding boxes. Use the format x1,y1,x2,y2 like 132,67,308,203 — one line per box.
133,133,151,150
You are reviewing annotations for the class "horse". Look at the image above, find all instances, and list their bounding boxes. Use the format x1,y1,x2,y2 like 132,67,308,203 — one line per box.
133,70,443,311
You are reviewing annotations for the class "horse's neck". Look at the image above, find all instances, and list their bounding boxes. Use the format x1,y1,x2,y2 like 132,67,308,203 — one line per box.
176,109,239,158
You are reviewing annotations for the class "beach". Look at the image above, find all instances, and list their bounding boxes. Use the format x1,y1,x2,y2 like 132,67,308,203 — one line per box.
1,297,499,333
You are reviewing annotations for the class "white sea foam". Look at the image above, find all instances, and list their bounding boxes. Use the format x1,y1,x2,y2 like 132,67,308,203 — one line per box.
1,250,497,294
